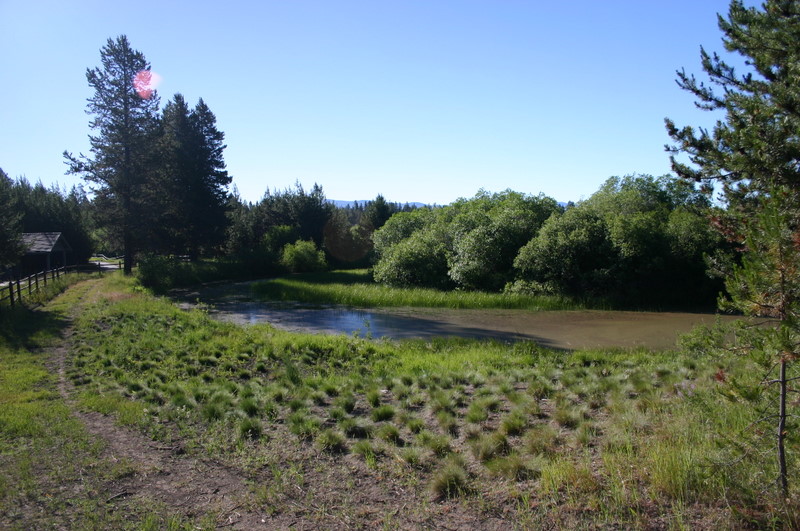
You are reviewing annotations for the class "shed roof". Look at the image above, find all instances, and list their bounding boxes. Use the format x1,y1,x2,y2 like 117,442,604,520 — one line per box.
22,232,72,254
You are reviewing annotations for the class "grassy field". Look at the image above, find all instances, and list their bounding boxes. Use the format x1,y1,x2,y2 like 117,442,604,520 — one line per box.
252,269,584,310
2,273,798,528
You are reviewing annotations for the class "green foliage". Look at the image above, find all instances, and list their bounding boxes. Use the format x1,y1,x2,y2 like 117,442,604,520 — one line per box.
65,35,161,275
372,226,452,289
515,175,720,306
151,94,230,258
372,190,561,291
666,0,800,496
279,240,327,274
0,169,23,268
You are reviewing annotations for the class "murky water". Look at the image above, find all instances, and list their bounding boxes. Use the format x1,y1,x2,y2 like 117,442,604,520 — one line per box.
174,281,742,350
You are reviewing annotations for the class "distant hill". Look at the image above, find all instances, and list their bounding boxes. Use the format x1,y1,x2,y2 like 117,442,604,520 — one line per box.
327,199,429,209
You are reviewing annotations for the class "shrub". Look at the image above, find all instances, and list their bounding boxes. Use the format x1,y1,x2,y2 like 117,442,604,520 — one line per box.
280,240,327,273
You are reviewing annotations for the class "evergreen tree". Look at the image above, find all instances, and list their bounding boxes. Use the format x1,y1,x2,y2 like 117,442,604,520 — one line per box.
666,0,800,495
64,35,160,274
0,168,23,269
11,179,94,263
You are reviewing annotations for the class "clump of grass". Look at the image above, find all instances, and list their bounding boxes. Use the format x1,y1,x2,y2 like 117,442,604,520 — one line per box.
238,397,259,417
436,411,459,436
352,440,378,466
328,407,347,421
470,432,511,462
371,404,395,422
553,402,583,429
311,390,327,406
239,418,263,440
405,416,426,434
399,447,423,467
333,393,356,414
500,408,528,436
523,424,560,456
201,402,225,421
465,400,489,424
316,429,347,454
486,453,541,480
339,417,374,439
287,398,308,412
376,424,403,446
430,455,472,499
366,389,381,407
288,412,321,440
417,431,451,457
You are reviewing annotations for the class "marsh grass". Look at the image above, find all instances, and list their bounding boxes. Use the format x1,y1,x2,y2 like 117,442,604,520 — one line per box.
252,270,581,310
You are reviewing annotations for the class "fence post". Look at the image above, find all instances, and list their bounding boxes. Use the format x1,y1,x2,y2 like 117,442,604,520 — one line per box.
7,281,13,307
35,272,39,292
28,276,32,296
16,279,21,303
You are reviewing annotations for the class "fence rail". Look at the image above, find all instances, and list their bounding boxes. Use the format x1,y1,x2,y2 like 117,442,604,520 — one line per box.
0,262,121,309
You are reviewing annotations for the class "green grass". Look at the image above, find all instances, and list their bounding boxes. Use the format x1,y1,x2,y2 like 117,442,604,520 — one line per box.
12,272,797,528
0,275,197,529
251,269,581,310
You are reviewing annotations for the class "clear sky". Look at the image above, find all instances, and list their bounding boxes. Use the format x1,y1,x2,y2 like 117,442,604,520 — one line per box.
0,0,744,205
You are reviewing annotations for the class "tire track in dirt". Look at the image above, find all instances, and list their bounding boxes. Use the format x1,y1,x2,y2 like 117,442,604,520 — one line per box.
50,279,266,528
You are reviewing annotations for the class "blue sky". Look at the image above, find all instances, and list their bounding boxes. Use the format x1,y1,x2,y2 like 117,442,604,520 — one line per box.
0,0,743,205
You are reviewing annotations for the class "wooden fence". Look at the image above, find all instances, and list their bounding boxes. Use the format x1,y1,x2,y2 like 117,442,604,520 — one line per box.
0,262,121,309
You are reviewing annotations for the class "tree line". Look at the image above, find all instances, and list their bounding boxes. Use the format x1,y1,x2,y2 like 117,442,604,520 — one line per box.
371,175,724,307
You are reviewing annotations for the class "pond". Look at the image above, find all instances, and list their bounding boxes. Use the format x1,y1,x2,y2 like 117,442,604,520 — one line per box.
174,281,741,350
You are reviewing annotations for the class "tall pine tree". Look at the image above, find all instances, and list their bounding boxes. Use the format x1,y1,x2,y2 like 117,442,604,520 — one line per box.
64,35,160,274
157,94,230,258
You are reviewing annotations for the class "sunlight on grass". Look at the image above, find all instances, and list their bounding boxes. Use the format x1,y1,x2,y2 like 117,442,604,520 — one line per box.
252,270,582,310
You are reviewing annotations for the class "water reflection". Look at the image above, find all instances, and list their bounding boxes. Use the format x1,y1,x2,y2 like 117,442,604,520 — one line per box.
207,301,544,343
196,299,740,350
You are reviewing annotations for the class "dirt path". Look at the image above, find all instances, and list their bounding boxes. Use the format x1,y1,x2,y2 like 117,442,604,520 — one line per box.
50,280,264,528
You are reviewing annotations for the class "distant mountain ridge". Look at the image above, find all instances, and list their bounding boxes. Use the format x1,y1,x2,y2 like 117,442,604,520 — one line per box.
327,199,429,209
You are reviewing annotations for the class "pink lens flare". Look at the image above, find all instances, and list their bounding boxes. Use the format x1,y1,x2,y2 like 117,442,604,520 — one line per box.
133,69,162,99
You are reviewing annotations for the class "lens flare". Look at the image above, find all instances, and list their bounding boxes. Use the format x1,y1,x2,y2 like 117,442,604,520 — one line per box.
133,69,162,99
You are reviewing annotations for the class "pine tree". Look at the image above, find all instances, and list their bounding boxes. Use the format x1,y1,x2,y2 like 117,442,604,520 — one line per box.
64,35,160,274
0,168,23,269
666,0,800,496
157,94,230,258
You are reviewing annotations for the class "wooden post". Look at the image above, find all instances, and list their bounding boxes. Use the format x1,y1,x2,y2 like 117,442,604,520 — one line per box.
28,276,32,296
16,279,21,302
7,281,13,307
35,272,39,292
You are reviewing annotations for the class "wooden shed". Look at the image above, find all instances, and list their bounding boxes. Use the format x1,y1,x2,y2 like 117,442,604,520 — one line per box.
21,232,72,274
